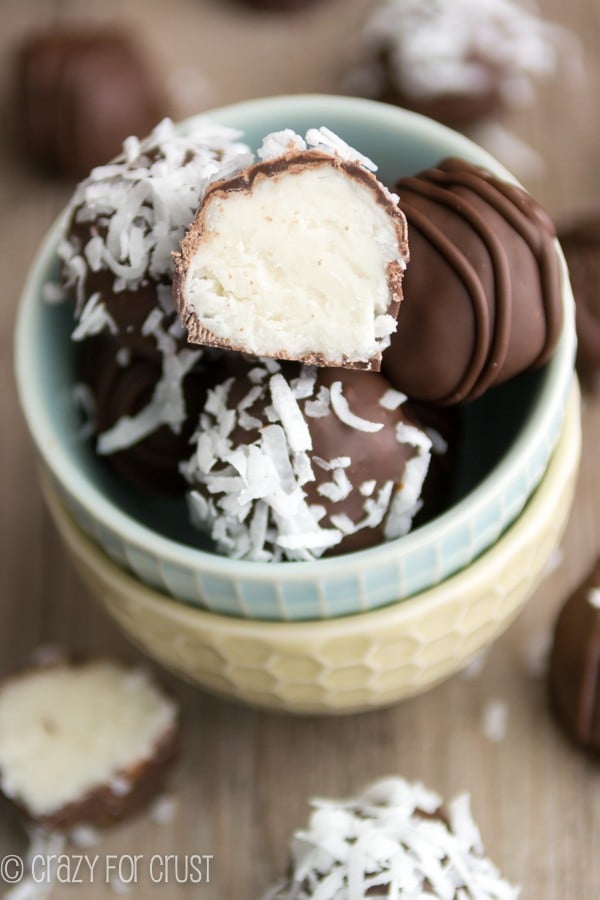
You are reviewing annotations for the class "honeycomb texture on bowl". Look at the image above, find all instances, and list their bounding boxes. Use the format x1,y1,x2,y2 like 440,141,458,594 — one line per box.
40,383,580,714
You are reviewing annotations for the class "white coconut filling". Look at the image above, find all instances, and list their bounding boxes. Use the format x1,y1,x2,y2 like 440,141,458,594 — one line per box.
0,663,177,817
184,165,403,364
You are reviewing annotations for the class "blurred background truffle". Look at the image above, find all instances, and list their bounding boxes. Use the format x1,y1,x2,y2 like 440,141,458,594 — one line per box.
16,28,168,179
549,559,600,754
352,0,576,132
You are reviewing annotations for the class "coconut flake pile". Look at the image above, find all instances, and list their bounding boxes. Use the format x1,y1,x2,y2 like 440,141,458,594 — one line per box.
363,0,576,107
263,777,520,900
60,117,251,312
181,361,430,561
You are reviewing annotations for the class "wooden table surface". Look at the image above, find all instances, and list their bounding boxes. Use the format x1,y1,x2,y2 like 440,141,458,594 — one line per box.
2,0,600,897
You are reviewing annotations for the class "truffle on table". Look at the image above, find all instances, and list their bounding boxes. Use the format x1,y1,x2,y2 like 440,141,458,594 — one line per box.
262,776,519,899
16,29,167,179
181,358,432,561
0,660,179,830
557,216,600,391
173,128,409,372
383,157,562,405
548,559,600,754
356,0,574,131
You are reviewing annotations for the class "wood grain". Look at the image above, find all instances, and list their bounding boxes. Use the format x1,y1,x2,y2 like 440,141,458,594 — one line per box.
2,0,600,897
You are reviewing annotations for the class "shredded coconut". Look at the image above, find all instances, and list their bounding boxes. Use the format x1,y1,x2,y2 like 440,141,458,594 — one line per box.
263,776,519,899
481,699,509,743
363,0,579,108
97,346,201,454
181,365,429,561
329,381,384,433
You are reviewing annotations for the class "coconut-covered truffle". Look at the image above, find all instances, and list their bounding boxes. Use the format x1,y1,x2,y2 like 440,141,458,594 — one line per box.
181,359,431,561
263,777,519,899
173,128,409,371
557,216,600,391
383,157,562,405
0,660,179,830
357,0,573,130
16,28,167,179
59,117,252,361
76,336,224,492
548,559,600,754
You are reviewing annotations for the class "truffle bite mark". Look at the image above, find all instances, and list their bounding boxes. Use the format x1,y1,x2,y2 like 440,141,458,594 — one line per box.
174,133,408,371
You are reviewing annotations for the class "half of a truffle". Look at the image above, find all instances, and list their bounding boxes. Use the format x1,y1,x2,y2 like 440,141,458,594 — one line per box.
0,660,179,829
174,132,409,371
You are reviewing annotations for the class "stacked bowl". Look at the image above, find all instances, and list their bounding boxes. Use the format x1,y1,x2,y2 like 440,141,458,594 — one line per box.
15,96,580,713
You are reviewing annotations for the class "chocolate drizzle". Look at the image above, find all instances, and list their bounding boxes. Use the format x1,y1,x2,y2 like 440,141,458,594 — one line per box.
383,158,562,404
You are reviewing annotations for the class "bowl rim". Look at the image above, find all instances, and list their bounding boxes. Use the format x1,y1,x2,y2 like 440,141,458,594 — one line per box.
15,94,576,583
41,379,581,637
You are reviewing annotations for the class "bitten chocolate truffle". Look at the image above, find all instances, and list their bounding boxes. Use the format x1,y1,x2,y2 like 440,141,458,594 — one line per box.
0,660,179,830
263,777,519,898
557,216,600,390
17,29,167,179
549,559,600,753
173,128,409,372
358,0,572,131
383,157,562,405
181,360,432,560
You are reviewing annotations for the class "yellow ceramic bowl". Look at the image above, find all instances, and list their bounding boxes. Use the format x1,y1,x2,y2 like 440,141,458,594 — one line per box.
41,383,580,715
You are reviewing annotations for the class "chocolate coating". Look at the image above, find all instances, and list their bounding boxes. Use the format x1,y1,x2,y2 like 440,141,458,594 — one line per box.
549,560,600,754
383,157,562,405
558,216,600,390
17,29,166,179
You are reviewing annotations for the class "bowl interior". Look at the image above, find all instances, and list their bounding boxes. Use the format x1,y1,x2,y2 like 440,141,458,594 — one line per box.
17,95,573,565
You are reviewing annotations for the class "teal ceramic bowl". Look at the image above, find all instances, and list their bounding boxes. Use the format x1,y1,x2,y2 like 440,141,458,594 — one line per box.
15,95,576,621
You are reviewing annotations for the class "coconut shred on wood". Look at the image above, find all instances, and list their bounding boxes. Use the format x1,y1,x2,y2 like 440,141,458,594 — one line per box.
173,127,409,370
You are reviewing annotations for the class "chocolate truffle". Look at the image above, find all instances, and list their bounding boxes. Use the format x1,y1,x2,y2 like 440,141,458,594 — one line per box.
359,0,571,131
263,776,519,898
17,29,167,179
60,117,252,362
383,157,562,405
173,127,409,372
557,216,600,390
548,559,600,753
0,660,179,830
181,358,432,561
76,336,221,492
